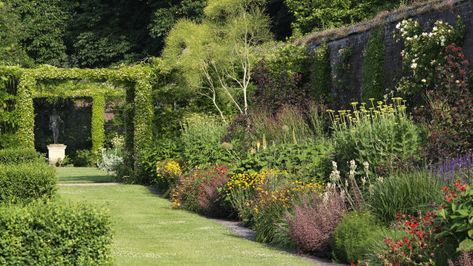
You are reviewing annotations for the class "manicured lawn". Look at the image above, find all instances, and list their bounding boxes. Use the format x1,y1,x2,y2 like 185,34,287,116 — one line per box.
58,168,311,266
56,167,115,183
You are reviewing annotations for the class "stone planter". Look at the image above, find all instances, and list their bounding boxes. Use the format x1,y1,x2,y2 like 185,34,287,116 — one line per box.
47,144,67,165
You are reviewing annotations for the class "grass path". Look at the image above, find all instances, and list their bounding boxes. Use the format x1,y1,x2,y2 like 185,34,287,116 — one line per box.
58,168,313,266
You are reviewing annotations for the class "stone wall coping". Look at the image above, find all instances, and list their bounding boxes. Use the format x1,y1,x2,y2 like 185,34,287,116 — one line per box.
295,0,466,47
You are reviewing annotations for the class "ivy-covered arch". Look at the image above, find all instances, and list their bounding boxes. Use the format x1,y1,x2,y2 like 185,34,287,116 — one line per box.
0,65,155,181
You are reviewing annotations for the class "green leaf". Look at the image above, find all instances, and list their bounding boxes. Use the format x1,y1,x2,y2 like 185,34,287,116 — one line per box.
438,208,447,219
457,238,473,252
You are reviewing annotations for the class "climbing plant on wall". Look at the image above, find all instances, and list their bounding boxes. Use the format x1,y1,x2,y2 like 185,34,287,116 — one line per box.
362,26,385,101
311,43,332,103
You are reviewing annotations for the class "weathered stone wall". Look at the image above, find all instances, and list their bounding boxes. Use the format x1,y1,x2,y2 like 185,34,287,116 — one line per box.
302,0,473,106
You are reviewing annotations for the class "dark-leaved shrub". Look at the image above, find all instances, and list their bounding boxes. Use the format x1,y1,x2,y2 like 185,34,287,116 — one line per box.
286,188,347,256
171,164,231,217
332,211,383,264
0,148,43,164
72,149,96,167
367,171,442,224
0,163,56,204
0,201,112,265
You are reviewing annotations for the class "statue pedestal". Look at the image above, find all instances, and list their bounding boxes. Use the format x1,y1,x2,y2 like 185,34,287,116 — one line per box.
47,144,67,165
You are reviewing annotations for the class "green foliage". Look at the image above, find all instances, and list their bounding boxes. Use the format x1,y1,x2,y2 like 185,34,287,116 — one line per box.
0,162,56,204
91,95,105,154
332,211,384,263
162,0,272,116
7,0,70,66
367,171,442,224
72,149,95,167
437,180,473,253
0,201,112,265
238,141,333,182
141,138,181,185
181,114,236,168
362,27,385,101
0,2,32,66
285,0,401,35
2,64,154,182
310,43,332,102
133,77,154,182
0,148,42,164
330,99,421,175
249,103,326,145
150,0,206,40
265,43,308,76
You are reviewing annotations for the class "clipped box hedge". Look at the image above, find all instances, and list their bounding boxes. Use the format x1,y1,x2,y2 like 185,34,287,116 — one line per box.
0,162,56,204
0,201,112,265
0,148,44,164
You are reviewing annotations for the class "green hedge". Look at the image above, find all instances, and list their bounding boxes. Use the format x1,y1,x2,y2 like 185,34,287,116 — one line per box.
0,201,112,265
0,163,56,204
0,148,43,164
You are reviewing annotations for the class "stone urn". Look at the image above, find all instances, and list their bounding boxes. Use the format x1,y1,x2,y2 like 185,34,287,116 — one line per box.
47,144,67,165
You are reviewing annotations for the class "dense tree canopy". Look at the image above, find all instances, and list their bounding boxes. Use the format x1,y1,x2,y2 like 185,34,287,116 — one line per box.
0,0,295,68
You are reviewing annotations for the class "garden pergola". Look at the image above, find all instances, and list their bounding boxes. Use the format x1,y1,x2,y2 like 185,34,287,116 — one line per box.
0,65,155,181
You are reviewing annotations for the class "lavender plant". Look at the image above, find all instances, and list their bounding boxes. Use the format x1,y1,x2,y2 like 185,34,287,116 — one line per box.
430,153,473,184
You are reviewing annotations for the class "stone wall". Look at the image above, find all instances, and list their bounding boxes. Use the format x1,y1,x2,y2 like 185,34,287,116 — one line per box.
301,0,473,106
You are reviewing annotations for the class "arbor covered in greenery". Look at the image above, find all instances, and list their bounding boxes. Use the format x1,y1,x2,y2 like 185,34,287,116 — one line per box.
0,64,155,181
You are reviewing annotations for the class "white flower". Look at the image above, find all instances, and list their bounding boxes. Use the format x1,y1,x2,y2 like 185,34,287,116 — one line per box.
411,63,418,69
396,23,401,29
421,79,427,83
456,80,460,84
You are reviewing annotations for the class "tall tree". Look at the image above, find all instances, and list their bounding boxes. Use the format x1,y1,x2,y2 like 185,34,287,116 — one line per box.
0,1,32,66
6,0,70,66
162,0,272,120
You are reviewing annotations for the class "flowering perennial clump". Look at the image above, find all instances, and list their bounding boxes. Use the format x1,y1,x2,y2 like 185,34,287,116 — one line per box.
156,160,182,186
395,18,464,99
379,212,437,265
226,169,284,192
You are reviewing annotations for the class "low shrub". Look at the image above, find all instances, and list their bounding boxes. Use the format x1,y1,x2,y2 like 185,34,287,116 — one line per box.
197,165,231,218
236,141,333,182
332,211,383,264
253,179,323,244
367,171,442,224
226,169,287,226
154,160,182,195
286,187,347,256
72,149,96,167
0,201,112,265
171,164,231,217
181,114,235,168
141,137,181,185
0,163,56,204
0,148,43,164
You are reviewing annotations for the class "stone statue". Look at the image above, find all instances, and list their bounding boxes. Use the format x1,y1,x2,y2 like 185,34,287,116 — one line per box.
49,108,63,144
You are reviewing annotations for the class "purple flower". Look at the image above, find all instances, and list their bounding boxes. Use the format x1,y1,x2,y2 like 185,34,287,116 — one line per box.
431,153,473,184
